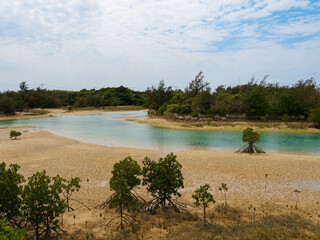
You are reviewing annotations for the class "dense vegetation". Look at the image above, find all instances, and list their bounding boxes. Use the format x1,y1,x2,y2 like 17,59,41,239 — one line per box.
145,72,320,120
0,162,82,240
0,82,145,113
1,74,319,122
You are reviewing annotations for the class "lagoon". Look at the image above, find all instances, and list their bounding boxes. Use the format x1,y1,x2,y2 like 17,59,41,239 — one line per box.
0,111,319,155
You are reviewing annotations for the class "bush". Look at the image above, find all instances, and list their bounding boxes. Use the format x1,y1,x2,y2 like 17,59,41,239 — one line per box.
157,104,167,115
165,104,179,114
9,130,21,140
310,108,320,126
191,112,199,118
0,162,24,220
22,170,66,240
178,104,191,115
142,153,184,216
0,218,28,240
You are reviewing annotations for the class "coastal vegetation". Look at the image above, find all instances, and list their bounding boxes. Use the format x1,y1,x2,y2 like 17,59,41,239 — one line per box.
9,130,21,140
0,82,145,114
1,74,319,128
145,72,320,123
236,128,265,154
0,162,83,240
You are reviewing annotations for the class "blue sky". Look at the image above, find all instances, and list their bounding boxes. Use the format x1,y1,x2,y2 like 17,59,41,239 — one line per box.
0,0,319,91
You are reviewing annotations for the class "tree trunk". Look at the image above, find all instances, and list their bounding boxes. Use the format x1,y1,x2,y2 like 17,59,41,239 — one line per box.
35,223,39,240
203,207,206,225
249,144,254,153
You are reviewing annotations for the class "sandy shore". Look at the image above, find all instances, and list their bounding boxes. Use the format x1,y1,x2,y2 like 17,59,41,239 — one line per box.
128,116,320,133
0,106,147,121
1,127,320,238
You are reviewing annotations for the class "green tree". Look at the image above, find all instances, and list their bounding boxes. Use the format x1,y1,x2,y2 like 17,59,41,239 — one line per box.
0,162,25,221
186,71,210,97
0,218,28,240
142,153,185,216
218,183,228,207
236,128,265,153
99,156,142,231
9,130,21,140
19,81,28,92
145,80,173,111
22,171,66,240
192,184,215,225
61,177,82,212
310,108,320,128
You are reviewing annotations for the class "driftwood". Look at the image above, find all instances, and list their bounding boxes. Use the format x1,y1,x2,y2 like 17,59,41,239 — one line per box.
235,144,265,154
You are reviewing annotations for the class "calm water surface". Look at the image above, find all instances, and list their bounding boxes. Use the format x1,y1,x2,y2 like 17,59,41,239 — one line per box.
1,111,319,155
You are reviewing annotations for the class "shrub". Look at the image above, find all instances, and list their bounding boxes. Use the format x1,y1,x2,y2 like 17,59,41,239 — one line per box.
142,153,185,216
179,104,192,115
22,171,66,240
0,218,28,240
310,108,320,126
192,184,215,225
191,112,199,118
157,104,167,115
0,162,24,220
9,130,21,140
99,156,142,231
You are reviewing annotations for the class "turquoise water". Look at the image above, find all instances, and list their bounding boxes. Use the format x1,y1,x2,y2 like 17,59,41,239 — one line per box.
1,111,320,154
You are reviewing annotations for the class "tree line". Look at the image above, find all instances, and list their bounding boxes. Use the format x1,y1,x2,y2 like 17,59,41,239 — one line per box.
145,72,320,120
1,74,320,122
0,82,145,114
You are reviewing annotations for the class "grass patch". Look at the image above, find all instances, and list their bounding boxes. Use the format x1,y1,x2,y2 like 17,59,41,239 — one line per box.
167,214,320,240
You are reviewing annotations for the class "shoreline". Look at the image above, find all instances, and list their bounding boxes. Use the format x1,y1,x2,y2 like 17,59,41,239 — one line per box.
0,106,148,121
1,107,319,134
127,116,320,134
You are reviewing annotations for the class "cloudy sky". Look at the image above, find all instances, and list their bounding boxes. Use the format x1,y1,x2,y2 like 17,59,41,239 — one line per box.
0,0,319,91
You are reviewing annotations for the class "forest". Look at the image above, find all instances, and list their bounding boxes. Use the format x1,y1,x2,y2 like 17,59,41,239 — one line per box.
0,82,145,113
1,73,320,121
145,72,320,120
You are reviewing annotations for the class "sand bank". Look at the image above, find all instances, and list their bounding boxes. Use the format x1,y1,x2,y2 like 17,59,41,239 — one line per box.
127,116,320,133
0,106,147,121
1,128,320,238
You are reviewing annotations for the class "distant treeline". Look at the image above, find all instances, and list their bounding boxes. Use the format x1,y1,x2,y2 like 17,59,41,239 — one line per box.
145,72,320,120
1,74,320,120
0,82,145,113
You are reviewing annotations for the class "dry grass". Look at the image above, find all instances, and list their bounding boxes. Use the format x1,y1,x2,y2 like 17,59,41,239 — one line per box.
66,204,320,240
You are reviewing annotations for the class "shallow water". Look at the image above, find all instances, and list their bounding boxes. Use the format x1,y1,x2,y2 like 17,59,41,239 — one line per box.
1,111,320,154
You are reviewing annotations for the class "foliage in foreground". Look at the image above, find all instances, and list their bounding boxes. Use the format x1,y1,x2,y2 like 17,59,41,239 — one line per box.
22,170,67,240
142,152,186,216
192,184,215,225
0,218,28,240
0,162,25,221
100,156,142,231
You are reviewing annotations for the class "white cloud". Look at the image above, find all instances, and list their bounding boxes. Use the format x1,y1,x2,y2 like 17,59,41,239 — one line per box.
0,0,319,91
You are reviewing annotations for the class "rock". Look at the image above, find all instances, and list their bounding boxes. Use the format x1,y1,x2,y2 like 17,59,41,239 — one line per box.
148,109,157,115
298,115,305,120
220,117,227,121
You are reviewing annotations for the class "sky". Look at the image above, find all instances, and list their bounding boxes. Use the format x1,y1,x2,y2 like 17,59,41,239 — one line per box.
0,0,319,92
